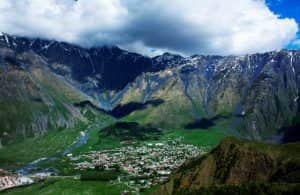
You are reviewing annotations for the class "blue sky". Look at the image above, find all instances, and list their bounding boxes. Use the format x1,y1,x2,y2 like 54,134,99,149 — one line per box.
267,0,300,49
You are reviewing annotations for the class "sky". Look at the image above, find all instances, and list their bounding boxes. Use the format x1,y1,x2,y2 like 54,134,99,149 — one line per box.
266,0,300,50
0,0,299,56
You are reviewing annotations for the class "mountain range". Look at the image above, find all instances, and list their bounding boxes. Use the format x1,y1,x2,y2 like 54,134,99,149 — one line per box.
0,33,300,195
0,33,299,146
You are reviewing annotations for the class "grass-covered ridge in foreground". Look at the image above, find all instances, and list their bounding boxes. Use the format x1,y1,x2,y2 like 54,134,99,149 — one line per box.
177,183,300,195
155,137,300,194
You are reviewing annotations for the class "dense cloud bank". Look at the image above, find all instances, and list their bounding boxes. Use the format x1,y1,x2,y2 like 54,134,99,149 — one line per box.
0,0,298,56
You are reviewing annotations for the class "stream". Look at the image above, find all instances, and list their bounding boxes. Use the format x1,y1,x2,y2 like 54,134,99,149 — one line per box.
16,129,90,176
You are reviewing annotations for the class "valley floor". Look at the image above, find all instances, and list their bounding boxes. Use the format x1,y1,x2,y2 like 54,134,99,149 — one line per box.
0,119,228,194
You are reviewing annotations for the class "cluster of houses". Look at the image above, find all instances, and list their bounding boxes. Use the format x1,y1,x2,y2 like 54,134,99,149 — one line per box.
0,175,34,191
0,167,58,192
70,140,201,190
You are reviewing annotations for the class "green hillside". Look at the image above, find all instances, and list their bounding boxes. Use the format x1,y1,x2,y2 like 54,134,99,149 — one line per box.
155,137,300,194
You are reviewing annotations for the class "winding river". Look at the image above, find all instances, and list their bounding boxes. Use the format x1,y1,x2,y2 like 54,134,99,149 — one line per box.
16,130,90,176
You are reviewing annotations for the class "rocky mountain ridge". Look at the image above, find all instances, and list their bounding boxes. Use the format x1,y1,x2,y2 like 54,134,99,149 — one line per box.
118,50,300,141
0,33,299,142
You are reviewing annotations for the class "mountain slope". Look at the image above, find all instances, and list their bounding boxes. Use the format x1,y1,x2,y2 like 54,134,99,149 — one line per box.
1,33,300,142
155,137,300,194
0,45,94,146
117,51,300,141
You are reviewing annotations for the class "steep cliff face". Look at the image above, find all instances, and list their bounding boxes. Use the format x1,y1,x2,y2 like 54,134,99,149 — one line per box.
117,51,300,141
0,33,152,91
156,137,300,194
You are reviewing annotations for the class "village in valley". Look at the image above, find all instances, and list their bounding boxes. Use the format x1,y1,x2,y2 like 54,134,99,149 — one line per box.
0,169,34,192
69,139,202,191
0,137,203,193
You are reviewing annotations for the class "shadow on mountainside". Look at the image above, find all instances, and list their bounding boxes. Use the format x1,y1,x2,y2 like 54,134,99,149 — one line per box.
73,99,164,119
108,99,164,118
185,115,231,129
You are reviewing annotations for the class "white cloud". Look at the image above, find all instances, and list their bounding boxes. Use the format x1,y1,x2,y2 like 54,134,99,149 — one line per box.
0,0,298,56
0,0,128,45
